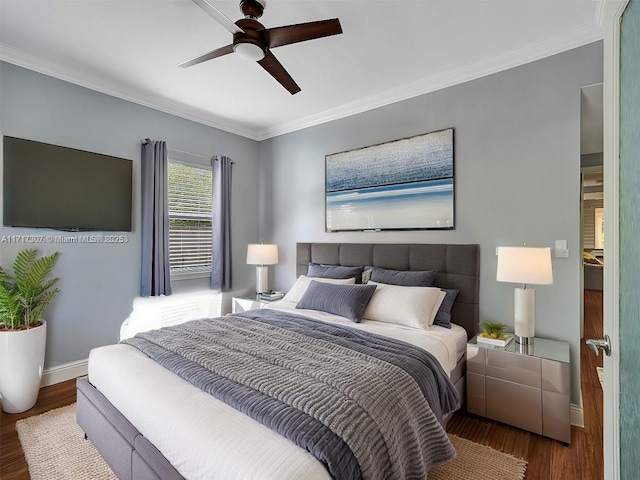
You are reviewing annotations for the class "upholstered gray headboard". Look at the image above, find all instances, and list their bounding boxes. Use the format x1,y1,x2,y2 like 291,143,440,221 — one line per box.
297,243,480,339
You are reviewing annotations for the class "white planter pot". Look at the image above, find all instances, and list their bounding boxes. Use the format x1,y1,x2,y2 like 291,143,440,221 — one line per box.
0,321,47,414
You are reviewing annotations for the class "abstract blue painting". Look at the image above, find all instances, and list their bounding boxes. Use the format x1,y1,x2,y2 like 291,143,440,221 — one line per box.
325,128,454,231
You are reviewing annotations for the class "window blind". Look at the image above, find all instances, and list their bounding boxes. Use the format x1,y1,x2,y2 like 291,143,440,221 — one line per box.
167,162,213,274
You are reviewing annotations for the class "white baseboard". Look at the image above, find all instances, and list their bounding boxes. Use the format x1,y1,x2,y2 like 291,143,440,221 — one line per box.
571,403,585,427
41,358,88,387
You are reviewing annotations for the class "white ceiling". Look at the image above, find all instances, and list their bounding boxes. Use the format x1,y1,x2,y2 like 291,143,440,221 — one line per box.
0,0,604,140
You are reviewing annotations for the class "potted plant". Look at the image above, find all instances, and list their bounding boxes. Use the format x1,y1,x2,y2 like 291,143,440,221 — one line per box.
0,249,60,413
477,321,513,347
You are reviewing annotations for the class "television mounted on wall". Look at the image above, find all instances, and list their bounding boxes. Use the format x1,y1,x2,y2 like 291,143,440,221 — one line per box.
2,136,133,232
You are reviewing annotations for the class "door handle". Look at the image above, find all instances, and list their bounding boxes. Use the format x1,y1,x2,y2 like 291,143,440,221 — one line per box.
586,335,611,357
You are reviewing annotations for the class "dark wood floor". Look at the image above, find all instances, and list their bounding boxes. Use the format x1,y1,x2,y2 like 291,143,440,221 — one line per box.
1,376,77,479
1,290,605,480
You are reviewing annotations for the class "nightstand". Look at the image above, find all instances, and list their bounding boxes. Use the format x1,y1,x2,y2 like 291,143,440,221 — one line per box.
467,335,571,444
232,294,274,313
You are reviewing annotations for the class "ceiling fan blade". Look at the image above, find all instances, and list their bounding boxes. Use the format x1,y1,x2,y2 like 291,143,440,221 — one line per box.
178,44,234,68
191,0,244,34
258,51,301,95
262,19,342,49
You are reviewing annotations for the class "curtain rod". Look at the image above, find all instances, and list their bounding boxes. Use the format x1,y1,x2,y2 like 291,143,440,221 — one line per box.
168,146,212,161
140,141,235,164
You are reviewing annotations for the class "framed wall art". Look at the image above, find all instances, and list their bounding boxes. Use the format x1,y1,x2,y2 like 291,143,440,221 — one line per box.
325,128,454,232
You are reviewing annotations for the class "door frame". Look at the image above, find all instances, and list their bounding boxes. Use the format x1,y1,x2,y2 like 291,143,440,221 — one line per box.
603,0,628,478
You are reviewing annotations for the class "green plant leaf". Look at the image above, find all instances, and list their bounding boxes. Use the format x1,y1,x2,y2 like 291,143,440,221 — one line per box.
479,321,508,337
0,249,60,329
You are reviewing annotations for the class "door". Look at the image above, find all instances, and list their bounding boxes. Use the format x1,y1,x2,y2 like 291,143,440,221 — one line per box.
617,0,640,475
603,0,639,478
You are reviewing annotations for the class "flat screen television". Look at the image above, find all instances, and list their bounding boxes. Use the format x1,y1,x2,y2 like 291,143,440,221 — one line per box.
3,136,132,231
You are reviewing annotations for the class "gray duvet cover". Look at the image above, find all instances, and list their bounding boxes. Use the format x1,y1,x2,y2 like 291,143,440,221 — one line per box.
123,310,457,480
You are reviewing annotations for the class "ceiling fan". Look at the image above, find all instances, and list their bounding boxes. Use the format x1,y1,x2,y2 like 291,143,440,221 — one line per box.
179,0,343,95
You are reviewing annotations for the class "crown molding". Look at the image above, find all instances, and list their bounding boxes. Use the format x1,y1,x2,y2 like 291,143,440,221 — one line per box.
594,0,605,28
1,17,603,143
256,20,604,140
0,44,260,140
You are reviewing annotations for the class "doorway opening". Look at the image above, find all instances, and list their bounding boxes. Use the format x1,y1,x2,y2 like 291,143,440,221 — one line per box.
579,82,604,478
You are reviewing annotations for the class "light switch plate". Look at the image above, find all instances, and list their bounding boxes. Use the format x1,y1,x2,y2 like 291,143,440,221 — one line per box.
555,240,567,250
555,240,569,258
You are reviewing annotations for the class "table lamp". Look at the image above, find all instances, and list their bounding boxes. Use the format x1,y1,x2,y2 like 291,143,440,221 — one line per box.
246,244,278,294
496,246,553,344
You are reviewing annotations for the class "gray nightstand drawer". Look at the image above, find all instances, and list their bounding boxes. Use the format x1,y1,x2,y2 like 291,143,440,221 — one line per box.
467,335,570,444
486,349,541,388
542,390,571,443
466,345,485,374
486,377,543,435
541,359,570,395
466,372,485,416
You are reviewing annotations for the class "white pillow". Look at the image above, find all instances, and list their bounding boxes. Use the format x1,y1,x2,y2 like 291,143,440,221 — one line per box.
363,281,446,329
282,275,356,304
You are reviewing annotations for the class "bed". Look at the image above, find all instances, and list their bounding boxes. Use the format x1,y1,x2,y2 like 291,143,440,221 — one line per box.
77,242,480,480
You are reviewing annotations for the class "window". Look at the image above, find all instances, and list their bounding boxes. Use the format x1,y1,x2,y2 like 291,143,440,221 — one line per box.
595,207,604,249
168,161,213,277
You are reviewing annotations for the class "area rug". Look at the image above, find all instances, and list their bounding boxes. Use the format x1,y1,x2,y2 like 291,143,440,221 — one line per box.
16,404,116,480
17,404,527,480
430,435,527,480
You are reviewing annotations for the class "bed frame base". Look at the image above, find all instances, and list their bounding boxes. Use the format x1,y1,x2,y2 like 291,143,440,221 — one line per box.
78,369,465,479
76,377,184,480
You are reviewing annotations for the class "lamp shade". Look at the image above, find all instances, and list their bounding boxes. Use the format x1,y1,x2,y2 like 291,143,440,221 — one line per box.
246,244,279,266
496,247,553,285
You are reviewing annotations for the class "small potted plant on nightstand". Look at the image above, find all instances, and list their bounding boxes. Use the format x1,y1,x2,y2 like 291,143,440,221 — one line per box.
477,321,514,347
0,249,60,413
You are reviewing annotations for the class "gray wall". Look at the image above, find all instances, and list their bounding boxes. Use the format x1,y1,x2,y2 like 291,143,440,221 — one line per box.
619,0,640,475
260,42,603,405
581,152,603,168
0,62,260,368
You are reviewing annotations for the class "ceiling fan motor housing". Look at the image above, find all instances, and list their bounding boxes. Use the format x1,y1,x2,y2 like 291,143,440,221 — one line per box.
240,0,265,19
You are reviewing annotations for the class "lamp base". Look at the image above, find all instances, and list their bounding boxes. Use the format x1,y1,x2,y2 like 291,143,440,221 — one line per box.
255,265,269,294
515,341,534,355
514,287,536,343
515,335,534,345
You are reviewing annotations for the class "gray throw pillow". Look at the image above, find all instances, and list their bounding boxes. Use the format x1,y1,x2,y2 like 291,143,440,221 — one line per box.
296,281,377,323
308,263,365,284
369,267,437,287
432,289,459,328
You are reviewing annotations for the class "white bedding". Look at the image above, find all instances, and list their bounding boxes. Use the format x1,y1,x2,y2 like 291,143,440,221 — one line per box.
265,301,467,374
88,305,468,480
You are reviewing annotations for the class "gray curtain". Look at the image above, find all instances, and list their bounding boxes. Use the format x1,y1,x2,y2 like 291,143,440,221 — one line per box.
140,139,172,296
211,156,233,291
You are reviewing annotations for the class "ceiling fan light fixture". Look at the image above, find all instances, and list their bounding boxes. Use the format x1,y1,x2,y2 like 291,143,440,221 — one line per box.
234,42,265,61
